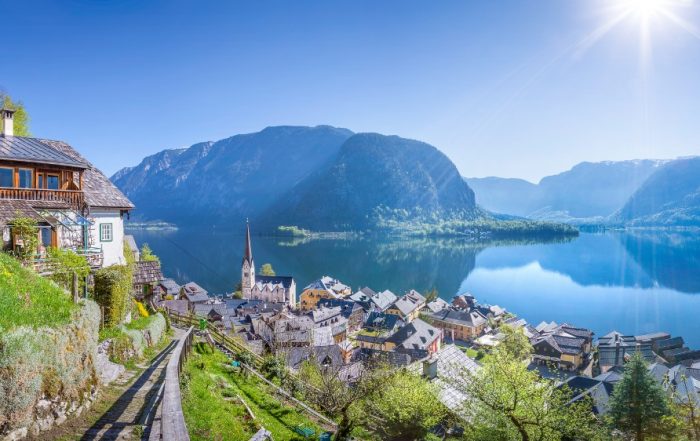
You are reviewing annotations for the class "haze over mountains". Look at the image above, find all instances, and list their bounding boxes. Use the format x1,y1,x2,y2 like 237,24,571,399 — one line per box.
112,126,477,230
111,125,700,229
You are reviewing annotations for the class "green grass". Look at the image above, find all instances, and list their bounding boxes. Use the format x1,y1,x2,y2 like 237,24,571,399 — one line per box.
0,252,76,331
182,343,322,441
124,313,157,331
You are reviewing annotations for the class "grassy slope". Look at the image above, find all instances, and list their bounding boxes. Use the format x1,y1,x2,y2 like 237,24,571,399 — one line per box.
182,344,321,441
0,252,76,331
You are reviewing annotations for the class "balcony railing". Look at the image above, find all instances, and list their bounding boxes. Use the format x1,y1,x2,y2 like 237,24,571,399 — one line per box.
0,187,84,208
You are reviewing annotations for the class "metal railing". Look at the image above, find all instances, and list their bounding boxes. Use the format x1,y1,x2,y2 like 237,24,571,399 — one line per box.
159,325,194,441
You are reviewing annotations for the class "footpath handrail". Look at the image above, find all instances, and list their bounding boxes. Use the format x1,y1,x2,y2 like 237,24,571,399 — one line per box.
160,325,194,441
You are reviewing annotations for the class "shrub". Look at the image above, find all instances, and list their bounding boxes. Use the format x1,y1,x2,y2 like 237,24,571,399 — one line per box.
93,264,133,327
8,216,39,263
46,247,90,294
140,244,159,263
135,300,149,318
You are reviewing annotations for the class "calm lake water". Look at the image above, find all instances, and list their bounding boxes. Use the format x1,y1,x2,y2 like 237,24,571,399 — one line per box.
131,229,700,347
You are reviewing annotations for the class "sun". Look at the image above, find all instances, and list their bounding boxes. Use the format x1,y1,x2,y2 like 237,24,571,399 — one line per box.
627,0,668,18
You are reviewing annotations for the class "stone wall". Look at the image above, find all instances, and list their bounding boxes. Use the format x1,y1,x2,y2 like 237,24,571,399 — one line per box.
0,300,101,440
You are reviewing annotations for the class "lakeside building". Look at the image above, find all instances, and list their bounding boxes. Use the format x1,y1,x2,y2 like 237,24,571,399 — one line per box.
241,222,297,308
299,275,351,311
530,322,594,372
0,108,133,269
597,331,656,373
385,289,426,322
317,298,365,333
423,308,488,342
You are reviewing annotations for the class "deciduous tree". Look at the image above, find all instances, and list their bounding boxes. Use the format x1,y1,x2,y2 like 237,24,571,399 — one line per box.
260,263,275,276
0,92,31,136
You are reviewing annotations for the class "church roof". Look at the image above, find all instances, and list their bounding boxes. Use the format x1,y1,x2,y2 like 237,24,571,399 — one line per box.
255,275,295,289
243,222,253,265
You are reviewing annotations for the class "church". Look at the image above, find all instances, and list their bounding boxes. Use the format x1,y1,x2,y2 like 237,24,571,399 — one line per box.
241,223,297,308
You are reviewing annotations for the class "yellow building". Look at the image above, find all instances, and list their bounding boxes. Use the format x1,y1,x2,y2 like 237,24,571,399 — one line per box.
299,275,350,311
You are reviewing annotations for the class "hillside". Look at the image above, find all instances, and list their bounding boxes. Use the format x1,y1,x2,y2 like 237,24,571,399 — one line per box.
260,133,476,230
466,159,664,221
615,157,700,226
112,125,354,226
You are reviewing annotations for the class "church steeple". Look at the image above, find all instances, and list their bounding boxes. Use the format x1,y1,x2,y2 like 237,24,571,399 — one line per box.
243,220,253,266
241,220,256,298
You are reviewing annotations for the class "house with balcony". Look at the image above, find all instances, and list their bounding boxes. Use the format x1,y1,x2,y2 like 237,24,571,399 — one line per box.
0,108,134,268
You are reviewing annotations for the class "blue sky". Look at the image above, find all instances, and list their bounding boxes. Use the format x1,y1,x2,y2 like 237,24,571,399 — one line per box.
2,0,700,181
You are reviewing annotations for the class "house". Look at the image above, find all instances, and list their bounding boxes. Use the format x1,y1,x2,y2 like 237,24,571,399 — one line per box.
308,306,348,343
369,290,398,312
159,299,190,316
530,323,593,372
132,260,163,298
356,312,405,351
157,278,181,300
597,331,656,372
386,289,426,322
385,318,442,360
285,345,345,371
451,293,476,311
240,222,296,307
299,275,351,311
0,108,134,268
425,298,449,314
347,287,377,311
317,298,365,333
251,312,315,351
181,281,210,305
562,376,616,415
410,344,479,415
422,308,488,342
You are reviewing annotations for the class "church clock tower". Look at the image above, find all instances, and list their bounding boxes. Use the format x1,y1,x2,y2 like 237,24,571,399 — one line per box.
241,222,255,298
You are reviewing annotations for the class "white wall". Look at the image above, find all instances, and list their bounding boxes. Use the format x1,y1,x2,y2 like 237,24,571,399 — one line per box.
88,209,126,267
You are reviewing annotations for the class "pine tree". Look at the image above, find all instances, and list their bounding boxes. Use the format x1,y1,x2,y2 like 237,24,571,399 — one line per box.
608,352,673,441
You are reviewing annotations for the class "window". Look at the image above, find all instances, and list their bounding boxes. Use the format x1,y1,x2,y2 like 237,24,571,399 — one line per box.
37,173,44,189
18,168,33,188
47,174,59,190
0,168,12,187
100,223,113,242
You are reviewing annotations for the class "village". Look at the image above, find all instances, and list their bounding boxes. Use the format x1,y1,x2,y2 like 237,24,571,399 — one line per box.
1,104,699,440
142,222,700,419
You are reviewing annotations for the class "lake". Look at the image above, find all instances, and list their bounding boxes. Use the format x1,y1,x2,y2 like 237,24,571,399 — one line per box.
131,228,700,347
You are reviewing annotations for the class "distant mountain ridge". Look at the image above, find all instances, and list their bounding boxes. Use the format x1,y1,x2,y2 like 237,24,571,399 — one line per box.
112,126,477,231
466,159,667,223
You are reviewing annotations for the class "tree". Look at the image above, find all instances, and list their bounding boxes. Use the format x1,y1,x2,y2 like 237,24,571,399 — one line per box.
608,352,674,441
140,243,160,263
669,379,700,441
424,287,439,303
0,92,31,136
354,368,447,441
260,263,275,276
298,358,369,439
454,325,604,441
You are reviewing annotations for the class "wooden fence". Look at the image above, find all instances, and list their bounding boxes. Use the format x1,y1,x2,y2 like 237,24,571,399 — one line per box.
158,325,194,441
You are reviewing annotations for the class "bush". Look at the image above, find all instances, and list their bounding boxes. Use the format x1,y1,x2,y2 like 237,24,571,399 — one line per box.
46,247,90,294
8,216,39,263
93,264,133,327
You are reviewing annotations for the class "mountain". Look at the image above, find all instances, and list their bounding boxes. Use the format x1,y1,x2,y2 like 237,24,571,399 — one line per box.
615,157,700,226
466,160,664,221
112,125,353,225
259,133,476,230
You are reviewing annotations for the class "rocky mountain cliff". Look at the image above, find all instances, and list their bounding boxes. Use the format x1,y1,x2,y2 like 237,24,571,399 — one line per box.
112,125,353,226
260,133,476,230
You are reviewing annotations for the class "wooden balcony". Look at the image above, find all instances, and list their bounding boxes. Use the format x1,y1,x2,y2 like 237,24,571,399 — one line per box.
0,187,84,208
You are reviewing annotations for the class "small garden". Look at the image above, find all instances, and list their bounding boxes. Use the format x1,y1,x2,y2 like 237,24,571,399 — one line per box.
181,343,323,441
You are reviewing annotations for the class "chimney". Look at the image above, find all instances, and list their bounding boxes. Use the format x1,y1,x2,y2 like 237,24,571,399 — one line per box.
1,108,14,137
422,356,438,380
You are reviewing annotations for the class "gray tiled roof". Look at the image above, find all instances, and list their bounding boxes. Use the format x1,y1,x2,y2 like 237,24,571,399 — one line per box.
0,135,86,168
38,138,134,209
133,260,163,285
387,318,441,351
286,345,343,370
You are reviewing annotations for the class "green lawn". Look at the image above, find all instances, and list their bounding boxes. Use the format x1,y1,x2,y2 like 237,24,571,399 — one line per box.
182,343,323,441
124,313,157,330
0,252,76,331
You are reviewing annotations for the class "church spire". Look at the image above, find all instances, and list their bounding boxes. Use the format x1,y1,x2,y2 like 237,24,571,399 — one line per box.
243,220,253,265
